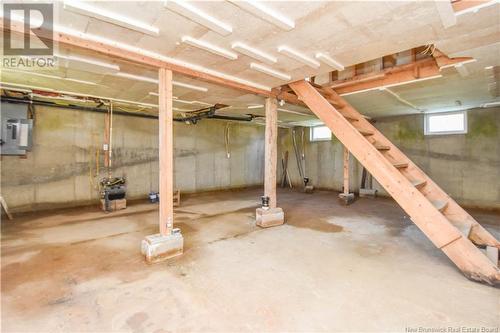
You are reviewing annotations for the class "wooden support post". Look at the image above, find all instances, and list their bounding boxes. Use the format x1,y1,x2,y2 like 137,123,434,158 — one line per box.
256,97,284,228
159,67,174,236
338,145,355,205
343,146,350,195
141,70,183,262
264,97,278,208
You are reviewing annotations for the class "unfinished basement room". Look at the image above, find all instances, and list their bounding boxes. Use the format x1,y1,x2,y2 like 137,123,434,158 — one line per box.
1,1,499,332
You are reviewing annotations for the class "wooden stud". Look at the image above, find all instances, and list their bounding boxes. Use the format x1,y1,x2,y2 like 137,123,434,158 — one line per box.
158,67,174,236
264,97,278,209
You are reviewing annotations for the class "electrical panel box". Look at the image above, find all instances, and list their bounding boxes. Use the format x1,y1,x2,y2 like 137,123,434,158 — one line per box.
1,103,33,155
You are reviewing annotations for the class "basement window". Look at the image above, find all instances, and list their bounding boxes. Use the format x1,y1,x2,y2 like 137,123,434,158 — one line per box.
424,111,467,135
310,125,332,141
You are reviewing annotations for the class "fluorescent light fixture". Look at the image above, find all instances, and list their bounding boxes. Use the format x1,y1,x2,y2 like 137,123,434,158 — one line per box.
484,66,493,70
278,46,320,69
118,73,209,92
481,101,500,108
340,75,443,96
454,63,469,77
3,12,271,92
173,98,212,106
63,0,159,36
172,81,208,92
232,42,277,64
315,53,344,71
0,81,55,92
181,36,237,60
439,58,477,69
114,72,158,84
250,63,291,81
2,68,98,86
247,104,263,109
56,53,120,71
229,0,295,30
277,108,311,116
455,0,497,16
0,85,32,93
165,0,232,36
64,78,98,86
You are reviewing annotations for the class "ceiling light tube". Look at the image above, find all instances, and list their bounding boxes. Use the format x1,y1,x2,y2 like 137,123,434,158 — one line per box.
277,108,311,116
114,72,158,84
0,82,55,92
229,0,295,30
315,53,344,71
481,101,500,108
56,53,120,71
232,42,277,64
3,12,270,92
165,0,232,36
181,36,238,60
3,68,98,86
250,63,291,81
247,104,263,109
63,0,160,36
172,81,208,92
278,46,320,69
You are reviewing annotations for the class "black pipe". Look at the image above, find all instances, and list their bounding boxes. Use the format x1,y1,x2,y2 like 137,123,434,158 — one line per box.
1,96,254,122
1,96,158,119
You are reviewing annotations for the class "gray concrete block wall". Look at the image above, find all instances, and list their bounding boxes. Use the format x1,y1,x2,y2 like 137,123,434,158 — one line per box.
1,104,265,213
278,107,500,210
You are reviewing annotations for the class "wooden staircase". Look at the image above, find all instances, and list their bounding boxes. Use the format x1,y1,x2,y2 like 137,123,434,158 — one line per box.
288,80,500,285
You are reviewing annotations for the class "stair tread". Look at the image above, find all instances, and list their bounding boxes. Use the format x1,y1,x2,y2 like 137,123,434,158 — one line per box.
357,128,374,136
431,200,448,212
341,114,358,121
374,144,390,151
411,179,427,189
392,161,408,168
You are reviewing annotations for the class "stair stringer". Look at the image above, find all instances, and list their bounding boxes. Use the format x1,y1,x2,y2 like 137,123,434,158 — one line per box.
319,86,499,249
289,80,499,285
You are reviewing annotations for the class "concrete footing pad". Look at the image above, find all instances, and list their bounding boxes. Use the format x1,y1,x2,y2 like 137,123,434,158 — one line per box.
338,193,355,205
256,207,285,228
141,229,183,263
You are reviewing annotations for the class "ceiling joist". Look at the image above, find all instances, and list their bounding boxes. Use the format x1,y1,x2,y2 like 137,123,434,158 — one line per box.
1,20,273,98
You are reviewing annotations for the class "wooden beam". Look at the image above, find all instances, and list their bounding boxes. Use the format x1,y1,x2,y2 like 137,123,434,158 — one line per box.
451,0,491,12
343,147,350,195
318,51,473,96
158,67,174,236
1,21,272,97
264,97,278,209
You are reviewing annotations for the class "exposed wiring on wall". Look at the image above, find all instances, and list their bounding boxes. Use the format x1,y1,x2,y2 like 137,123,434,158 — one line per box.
224,123,231,159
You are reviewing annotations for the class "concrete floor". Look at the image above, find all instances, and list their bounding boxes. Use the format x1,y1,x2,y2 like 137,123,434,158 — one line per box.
2,188,499,332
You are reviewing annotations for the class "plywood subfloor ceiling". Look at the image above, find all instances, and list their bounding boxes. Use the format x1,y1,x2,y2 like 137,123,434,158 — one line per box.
1,1,499,122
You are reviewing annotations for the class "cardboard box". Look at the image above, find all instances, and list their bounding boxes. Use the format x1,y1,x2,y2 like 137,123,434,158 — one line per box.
101,198,127,212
